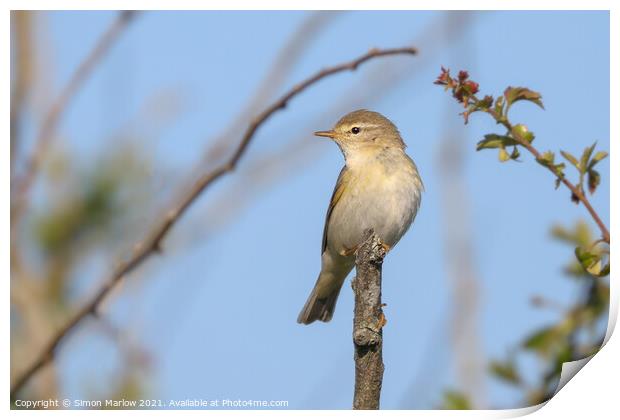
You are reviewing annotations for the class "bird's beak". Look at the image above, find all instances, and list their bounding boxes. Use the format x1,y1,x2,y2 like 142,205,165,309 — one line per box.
314,130,336,139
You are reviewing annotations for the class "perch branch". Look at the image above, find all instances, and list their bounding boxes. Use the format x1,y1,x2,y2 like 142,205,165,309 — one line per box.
353,230,387,410
10,46,418,399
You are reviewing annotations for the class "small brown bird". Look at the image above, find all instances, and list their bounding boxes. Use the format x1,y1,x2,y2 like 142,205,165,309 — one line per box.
298,110,423,324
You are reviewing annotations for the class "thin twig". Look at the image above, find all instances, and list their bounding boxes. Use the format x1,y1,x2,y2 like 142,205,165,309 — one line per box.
353,230,387,410
10,46,418,399
437,70,610,245
488,110,610,244
11,11,138,223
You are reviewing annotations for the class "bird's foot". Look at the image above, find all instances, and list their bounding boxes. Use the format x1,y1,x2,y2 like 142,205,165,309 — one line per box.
376,304,388,330
341,244,359,257
380,243,392,254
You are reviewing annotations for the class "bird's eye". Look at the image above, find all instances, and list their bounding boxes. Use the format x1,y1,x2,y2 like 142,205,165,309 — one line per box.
351,127,360,134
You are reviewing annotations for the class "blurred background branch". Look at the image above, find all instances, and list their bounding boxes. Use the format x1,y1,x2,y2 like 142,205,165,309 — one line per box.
10,11,33,165
10,10,145,403
197,11,343,169
11,11,138,228
436,17,486,409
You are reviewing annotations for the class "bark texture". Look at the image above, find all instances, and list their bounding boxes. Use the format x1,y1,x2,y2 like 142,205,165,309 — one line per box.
352,230,386,410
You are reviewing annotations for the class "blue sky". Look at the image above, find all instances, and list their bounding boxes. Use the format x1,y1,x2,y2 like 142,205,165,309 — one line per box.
24,10,609,409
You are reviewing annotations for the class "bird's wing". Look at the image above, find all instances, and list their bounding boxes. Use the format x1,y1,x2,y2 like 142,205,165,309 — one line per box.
322,166,350,254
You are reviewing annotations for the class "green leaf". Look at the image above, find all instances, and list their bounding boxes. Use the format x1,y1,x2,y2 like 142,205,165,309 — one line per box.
554,162,566,179
441,390,471,410
550,225,571,241
575,246,597,266
494,95,505,116
512,124,535,143
589,151,608,169
579,142,596,175
587,169,601,194
478,95,493,108
575,245,609,277
510,146,521,160
575,246,602,275
536,151,567,186
523,326,559,355
551,223,589,245
476,134,518,150
586,260,603,276
504,86,544,110
498,148,510,162
560,150,579,169
490,360,522,385
536,151,555,166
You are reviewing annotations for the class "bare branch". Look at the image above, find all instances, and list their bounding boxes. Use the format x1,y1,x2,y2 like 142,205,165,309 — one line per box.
353,230,387,410
10,46,418,399
10,11,34,167
11,11,138,223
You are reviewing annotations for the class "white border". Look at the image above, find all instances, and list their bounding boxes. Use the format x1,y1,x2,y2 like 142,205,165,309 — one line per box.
4,2,617,419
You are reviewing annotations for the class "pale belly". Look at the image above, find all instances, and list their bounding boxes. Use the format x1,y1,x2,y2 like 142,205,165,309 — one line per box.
326,162,421,255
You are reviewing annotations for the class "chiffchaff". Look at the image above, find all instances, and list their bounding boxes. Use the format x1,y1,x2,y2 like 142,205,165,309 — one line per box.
298,109,423,324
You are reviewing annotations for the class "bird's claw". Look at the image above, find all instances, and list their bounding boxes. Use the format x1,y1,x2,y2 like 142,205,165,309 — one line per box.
341,244,358,257
376,308,387,330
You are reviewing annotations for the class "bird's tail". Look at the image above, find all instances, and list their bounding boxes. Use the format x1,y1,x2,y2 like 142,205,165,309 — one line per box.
297,271,346,324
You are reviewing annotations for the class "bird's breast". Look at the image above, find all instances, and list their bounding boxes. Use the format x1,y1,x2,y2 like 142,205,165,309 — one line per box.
326,154,422,255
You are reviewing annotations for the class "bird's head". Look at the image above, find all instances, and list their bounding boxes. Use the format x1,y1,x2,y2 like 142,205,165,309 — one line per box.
314,109,406,157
